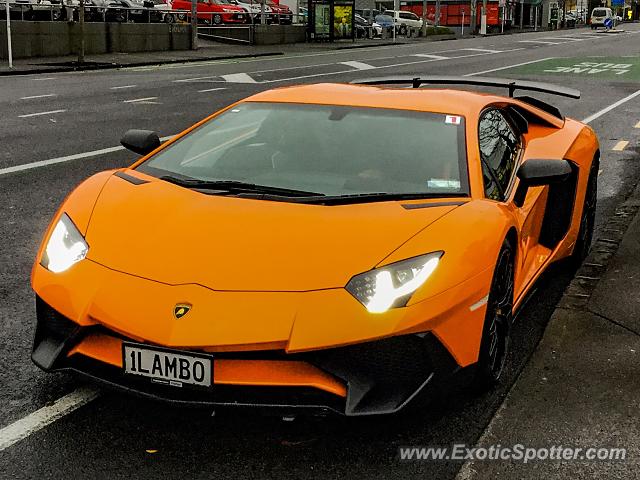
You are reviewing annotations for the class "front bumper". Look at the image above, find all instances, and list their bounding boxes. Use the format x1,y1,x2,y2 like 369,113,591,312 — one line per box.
32,296,459,416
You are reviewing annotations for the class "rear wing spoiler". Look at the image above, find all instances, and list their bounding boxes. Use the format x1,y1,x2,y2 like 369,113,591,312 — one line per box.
349,76,581,99
350,76,580,121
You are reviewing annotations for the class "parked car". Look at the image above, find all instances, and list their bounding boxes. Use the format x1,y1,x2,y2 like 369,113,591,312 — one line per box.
297,5,307,23
173,0,246,24
7,0,63,20
226,0,271,23
150,0,176,22
354,13,372,38
383,9,423,35
590,7,613,28
358,8,380,22
267,0,291,24
564,11,576,27
373,13,393,35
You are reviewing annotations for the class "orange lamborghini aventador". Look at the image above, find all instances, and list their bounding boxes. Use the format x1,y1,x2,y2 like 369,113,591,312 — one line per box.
31,77,599,415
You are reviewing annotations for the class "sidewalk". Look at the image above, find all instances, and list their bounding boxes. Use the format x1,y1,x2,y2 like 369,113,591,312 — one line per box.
0,36,446,76
457,182,640,478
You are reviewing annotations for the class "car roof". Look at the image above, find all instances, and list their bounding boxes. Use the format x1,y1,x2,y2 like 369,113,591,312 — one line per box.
244,83,509,118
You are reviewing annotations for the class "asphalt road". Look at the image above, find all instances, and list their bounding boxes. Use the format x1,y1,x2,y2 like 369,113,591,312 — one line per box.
1,25,640,479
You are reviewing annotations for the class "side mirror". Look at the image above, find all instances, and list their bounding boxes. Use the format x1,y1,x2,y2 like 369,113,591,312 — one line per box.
513,159,573,207
120,129,161,156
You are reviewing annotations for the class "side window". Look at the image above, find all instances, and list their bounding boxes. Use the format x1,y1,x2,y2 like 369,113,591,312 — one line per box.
478,109,520,200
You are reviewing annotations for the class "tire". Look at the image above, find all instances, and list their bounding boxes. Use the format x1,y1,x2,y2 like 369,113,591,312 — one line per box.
569,156,599,265
164,12,175,23
176,11,187,21
52,8,62,21
398,24,407,35
213,13,222,24
473,240,514,389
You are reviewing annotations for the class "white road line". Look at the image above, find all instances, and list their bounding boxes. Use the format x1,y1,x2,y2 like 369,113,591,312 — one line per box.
0,387,100,452
612,140,629,151
173,75,220,83
31,77,56,81
464,57,554,77
518,39,562,45
635,120,640,128
18,109,66,118
582,90,640,124
0,135,175,177
19,94,57,100
340,60,376,70
123,97,158,103
537,36,582,42
461,48,503,54
110,85,137,90
412,54,450,60
198,87,227,93
221,73,257,83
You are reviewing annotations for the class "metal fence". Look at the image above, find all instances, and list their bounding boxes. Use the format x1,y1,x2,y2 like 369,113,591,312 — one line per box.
0,2,306,25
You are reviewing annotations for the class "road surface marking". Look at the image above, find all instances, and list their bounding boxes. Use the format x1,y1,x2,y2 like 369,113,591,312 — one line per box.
123,97,158,103
0,387,100,452
173,75,220,83
635,120,640,128
518,39,562,45
19,94,57,100
0,135,175,177
198,87,227,93
18,109,66,118
599,169,603,176
110,85,137,90
612,140,629,151
31,77,56,81
221,73,257,83
582,90,640,124
461,48,503,54
340,60,376,70
412,54,450,60
538,36,583,42
464,57,555,77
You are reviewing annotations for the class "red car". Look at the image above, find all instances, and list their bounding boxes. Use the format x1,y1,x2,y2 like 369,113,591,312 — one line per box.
174,0,246,24
268,0,292,23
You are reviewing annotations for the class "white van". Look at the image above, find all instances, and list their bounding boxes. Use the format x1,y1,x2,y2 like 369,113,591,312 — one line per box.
590,7,613,29
383,10,424,35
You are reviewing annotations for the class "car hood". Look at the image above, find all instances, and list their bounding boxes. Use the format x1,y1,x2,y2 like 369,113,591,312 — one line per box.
84,173,458,291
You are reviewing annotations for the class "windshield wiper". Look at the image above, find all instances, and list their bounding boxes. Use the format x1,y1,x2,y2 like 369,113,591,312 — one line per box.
159,175,324,197
295,192,467,205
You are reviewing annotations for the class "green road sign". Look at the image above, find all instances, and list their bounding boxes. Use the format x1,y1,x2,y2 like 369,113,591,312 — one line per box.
503,57,640,82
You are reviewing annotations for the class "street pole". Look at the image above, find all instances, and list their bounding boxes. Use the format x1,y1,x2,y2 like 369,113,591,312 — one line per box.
190,0,197,50
501,5,504,32
519,0,523,29
78,0,85,64
435,0,440,25
5,0,12,69
470,0,476,33
422,0,427,36
393,0,398,41
481,0,487,34
461,9,465,35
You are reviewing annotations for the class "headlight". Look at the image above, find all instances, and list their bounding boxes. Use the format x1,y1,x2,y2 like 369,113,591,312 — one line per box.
40,213,89,273
345,252,443,313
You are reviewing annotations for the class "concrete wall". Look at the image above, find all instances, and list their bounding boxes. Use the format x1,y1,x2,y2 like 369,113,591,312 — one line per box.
0,22,192,59
198,24,306,45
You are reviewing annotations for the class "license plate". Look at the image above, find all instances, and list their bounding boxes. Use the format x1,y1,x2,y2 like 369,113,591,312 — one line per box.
123,343,213,388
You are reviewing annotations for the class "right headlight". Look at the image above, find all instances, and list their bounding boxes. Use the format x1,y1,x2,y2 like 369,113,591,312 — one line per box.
345,251,443,314
40,213,89,274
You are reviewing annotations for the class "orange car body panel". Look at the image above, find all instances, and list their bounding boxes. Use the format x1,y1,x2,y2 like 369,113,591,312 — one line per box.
32,83,599,400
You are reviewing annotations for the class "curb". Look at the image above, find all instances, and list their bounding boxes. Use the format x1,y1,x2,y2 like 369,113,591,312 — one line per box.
454,178,640,480
0,51,284,76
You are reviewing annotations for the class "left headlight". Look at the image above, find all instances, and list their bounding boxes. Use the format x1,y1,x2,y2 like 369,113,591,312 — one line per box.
40,213,89,273
345,252,443,313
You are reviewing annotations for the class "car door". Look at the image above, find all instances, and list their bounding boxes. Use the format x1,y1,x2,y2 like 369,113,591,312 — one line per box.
478,108,550,295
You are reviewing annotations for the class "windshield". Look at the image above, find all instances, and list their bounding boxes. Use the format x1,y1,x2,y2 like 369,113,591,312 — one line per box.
138,102,468,199
375,14,392,22
592,9,608,16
